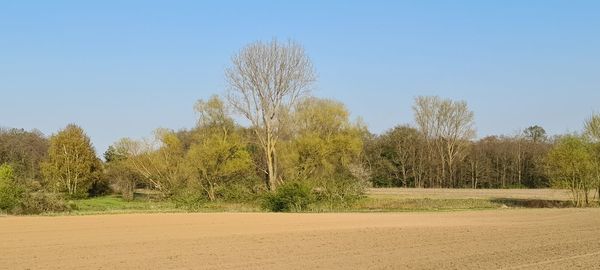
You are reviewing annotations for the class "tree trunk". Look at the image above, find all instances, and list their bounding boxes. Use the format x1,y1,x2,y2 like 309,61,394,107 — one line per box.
265,145,277,191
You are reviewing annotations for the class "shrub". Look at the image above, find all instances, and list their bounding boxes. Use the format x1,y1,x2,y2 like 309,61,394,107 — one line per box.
262,181,315,212
13,192,71,215
312,177,366,209
171,189,208,211
217,181,263,203
88,178,112,197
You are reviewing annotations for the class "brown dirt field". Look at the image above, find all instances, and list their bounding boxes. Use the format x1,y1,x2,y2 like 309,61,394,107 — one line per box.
2,209,600,269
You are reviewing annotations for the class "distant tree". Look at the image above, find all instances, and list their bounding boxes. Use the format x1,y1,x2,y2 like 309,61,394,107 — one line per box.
104,142,141,201
41,124,101,198
524,125,547,143
462,138,491,188
461,135,547,189
546,135,594,206
104,145,127,163
371,126,426,187
413,96,475,187
226,40,316,191
0,128,48,180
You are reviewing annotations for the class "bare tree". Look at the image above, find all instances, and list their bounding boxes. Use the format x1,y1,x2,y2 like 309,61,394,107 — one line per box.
584,113,600,142
413,96,475,187
226,40,316,190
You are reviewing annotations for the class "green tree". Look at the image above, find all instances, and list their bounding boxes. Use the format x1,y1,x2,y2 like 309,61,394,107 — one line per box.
524,125,547,143
546,135,594,206
0,164,24,212
282,97,364,181
369,126,427,188
183,96,253,201
280,97,367,207
0,128,48,181
584,113,600,202
41,124,101,198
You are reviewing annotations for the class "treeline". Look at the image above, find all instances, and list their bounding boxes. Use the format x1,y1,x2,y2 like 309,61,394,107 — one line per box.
1,40,599,213
100,95,368,210
366,124,551,189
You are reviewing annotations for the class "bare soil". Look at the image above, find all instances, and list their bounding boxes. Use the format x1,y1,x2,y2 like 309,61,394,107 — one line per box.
2,209,600,269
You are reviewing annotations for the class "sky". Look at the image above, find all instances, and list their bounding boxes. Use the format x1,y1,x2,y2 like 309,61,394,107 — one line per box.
1,0,600,154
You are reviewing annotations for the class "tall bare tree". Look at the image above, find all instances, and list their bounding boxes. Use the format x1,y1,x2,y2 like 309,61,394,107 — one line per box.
413,96,475,187
226,40,316,190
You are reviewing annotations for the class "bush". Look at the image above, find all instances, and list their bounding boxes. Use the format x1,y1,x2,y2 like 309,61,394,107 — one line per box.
217,182,263,203
312,177,366,209
171,189,208,211
13,192,71,214
88,179,112,197
262,181,315,212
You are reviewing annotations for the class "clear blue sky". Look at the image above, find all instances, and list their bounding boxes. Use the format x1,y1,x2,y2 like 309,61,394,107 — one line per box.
1,1,599,154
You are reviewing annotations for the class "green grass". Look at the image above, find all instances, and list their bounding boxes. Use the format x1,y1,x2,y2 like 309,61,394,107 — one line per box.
59,192,587,216
72,195,181,214
71,195,262,215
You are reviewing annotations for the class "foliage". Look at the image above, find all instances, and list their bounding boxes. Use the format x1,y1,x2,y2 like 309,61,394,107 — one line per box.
41,124,102,198
215,181,263,202
117,130,185,197
524,125,547,143
546,135,594,206
366,126,551,189
367,126,427,187
1,163,71,214
104,161,139,201
171,189,209,211
15,192,71,214
0,128,48,181
584,113,600,142
0,164,25,212
262,181,315,212
87,174,112,197
584,113,600,203
183,96,254,201
312,177,366,209
279,98,366,203
103,140,143,201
